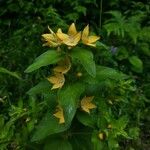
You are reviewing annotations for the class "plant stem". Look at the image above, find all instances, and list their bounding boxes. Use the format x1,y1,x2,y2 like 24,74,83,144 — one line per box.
99,0,103,29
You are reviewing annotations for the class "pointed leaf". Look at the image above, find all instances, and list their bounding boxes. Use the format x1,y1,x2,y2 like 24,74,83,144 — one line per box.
31,110,67,142
77,112,96,128
129,56,143,73
84,65,128,84
25,50,62,73
27,80,51,95
44,138,72,150
0,67,21,79
71,48,96,77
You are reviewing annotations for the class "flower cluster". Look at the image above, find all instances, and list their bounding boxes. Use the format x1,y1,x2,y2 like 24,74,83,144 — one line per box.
42,23,100,47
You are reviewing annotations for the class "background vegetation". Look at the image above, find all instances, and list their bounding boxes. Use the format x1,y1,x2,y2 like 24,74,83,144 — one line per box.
0,0,150,149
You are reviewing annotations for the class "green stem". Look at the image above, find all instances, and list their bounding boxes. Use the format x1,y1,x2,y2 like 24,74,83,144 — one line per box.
99,0,103,29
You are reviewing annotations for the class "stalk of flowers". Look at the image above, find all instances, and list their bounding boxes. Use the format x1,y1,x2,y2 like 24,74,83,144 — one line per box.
41,23,99,124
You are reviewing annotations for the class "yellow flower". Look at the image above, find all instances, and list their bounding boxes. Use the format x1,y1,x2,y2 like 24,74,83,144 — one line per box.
42,26,62,47
53,56,71,74
56,23,81,47
82,25,100,47
80,96,96,113
47,72,65,90
53,105,65,124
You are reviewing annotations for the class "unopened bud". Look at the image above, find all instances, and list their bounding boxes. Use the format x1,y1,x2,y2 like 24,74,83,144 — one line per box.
108,100,113,105
108,124,112,129
76,72,82,77
98,132,104,140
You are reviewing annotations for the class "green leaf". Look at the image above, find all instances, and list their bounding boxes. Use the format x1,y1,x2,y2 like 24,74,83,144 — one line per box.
84,65,128,84
96,41,109,50
116,47,129,60
129,56,143,73
27,80,51,95
31,83,85,142
58,83,85,125
96,66,128,80
112,116,129,130
31,110,64,142
140,43,150,57
25,50,62,73
0,67,21,79
76,112,96,128
71,48,96,77
128,127,140,139
71,134,93,150
44,138,72,150
108,138,119,149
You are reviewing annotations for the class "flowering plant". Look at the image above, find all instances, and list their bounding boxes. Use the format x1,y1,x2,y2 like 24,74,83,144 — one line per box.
25,23,137,149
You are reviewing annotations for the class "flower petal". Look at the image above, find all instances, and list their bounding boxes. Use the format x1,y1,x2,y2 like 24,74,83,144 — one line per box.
42,34,56,41
56,33,69,41
85,43,96,47
81,96,96,113
53,106,65,124
88,35,100,43
63,32,81,46
47,73,65,90
57,28,63,34
82,25,89,41
68,23,77,36
73,32,81,44
53,57,71,74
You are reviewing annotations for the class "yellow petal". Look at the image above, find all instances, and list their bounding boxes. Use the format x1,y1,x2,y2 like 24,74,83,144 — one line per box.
88,35,100,43
53,65,71,74
85,43,96,47
81,96,96,113
68,23,77,36
42,34,56,41
51,82,64,90
54,65,71,74
56,33,69,41
81,25,100,47
42,41,59,47
82,25,89,41
47,73,65,90
53,57,71,74
53,105,65,124
57,28,63,34
63,32,81,46
47,76,58,84
73,32,81,44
